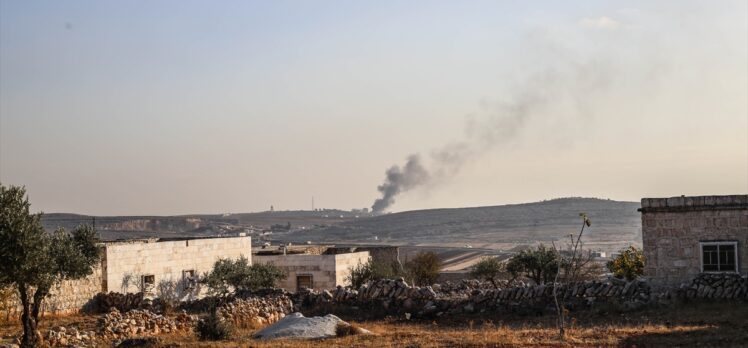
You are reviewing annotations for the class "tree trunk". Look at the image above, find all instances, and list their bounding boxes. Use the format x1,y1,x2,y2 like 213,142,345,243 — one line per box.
17,284,40,348
32,287,48,328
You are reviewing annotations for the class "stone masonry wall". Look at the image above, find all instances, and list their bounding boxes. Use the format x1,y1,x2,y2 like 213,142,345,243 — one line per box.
640,195,748,287
7,265,104,316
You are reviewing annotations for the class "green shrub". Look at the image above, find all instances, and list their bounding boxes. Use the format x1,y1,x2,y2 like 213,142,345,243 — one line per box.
347,259,402,289
607,246,645,281
196,311,234,341
404,252,442,286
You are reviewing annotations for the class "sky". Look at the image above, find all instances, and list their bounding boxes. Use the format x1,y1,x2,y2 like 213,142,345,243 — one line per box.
1,0,746,215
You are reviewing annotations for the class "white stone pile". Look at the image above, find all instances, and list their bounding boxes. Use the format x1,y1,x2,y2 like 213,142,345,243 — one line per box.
217,296,293,328
97,308,195,340
45,326,98,347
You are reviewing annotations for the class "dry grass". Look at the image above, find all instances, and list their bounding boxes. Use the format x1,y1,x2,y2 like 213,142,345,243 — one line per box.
2,301,747,347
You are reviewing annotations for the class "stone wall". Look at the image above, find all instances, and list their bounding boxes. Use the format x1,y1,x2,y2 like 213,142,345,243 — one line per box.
294,277,653,318
6,265,104,316
103,236,252,299
640,195,748,287
253,252,369,291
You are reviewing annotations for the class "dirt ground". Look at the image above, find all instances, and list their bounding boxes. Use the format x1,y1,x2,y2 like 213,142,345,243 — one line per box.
1,301,747,347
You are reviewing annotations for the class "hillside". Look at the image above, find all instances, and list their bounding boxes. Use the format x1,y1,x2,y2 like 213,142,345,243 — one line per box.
41,198,642,253
280,198,642,253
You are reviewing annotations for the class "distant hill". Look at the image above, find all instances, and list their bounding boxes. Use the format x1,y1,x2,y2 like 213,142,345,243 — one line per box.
40,209,361,241
41,198,642,253
281,198,642,252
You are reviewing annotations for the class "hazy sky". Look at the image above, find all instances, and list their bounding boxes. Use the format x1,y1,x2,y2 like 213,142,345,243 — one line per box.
1,1,746,215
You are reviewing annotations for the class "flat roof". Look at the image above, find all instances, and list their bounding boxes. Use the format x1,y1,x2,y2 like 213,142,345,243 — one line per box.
639,195,748,213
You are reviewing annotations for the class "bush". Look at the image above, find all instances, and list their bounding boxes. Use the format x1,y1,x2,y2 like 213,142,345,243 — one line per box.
347,259,402,289
201,256,287,296
405,252,442,286
470,257,505,288
607,246,645,281
196,311,234,341
506,244,559,285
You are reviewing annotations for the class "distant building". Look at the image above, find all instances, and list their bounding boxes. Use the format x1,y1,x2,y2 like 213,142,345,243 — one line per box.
253,251,369,292
590,250,607,258
639,195,748,287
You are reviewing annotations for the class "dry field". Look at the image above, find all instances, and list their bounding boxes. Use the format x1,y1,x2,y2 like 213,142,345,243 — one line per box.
2,301,747,347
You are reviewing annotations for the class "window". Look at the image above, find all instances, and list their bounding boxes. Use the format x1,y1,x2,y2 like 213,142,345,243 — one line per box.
700,242,738,273
141,274,156,294
297,274,313,291
183,270,196,290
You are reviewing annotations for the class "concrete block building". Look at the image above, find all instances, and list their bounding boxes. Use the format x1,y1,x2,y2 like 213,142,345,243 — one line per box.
253,251,369,291
639,195,748,287
103,236,253,299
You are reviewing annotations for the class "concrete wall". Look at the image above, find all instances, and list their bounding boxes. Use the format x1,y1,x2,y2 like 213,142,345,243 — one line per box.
640,195,748,287
104,236,251,299
254,251,369,291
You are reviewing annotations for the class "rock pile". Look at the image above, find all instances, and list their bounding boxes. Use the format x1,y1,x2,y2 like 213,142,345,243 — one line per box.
217,295,293,328
678,273,748,299
91,292,150,313
98,308,195,340
45,326,98,347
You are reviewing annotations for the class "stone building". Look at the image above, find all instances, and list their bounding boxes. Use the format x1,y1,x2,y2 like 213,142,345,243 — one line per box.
8,236,252,315
640,195,748,287
253,251,369,291
103,236,252,299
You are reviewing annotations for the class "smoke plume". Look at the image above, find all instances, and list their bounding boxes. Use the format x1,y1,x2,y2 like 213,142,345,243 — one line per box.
370,55,615,214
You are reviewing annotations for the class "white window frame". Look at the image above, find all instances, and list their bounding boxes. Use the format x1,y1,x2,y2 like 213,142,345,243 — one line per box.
699,241,739,273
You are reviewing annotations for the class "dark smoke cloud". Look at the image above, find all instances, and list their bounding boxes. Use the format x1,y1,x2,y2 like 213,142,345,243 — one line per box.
371,154,430,214
370,48,616,214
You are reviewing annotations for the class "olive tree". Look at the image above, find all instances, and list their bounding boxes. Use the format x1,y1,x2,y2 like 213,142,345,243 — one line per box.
470,256,505,288
506,244,560,285
201,256,286,296
0,184,100,347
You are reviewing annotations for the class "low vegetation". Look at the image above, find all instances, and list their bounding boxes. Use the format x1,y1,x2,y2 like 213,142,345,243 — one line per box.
347,259,403,289
608,246,645,280
195,310,234,341
404,251,442,286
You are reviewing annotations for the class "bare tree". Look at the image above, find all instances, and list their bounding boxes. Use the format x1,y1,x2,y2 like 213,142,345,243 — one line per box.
552,213,591,339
